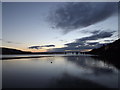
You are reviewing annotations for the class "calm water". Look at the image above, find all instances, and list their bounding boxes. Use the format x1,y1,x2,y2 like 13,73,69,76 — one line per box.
2,55,119,88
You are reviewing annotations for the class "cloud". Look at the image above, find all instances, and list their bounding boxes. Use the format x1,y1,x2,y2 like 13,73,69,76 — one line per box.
49,2,118,33
91,30,100,34
76,31,115,42
86,42,99,45
48,31,114,52
65,31,114,48
41,45,55,47
65,42,85,47
28,46,41,49
28,44,55,49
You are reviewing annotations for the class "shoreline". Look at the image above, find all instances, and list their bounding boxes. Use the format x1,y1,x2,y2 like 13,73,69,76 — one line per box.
1,54,97,60
1,56,54,60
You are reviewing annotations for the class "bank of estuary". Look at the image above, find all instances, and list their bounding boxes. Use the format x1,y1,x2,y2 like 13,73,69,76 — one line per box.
88,39,120,69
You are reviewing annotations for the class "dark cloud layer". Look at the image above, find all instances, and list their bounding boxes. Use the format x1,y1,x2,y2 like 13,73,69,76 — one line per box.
41,45,55,47
28,45,55,49
76,31,115,42
28,46,41,49
49,2,118,33
65,31,114,48
48,31,114,52
65,42,84,47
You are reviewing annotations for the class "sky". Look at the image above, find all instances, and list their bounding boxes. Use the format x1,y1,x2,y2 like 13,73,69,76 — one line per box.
1,2,119,52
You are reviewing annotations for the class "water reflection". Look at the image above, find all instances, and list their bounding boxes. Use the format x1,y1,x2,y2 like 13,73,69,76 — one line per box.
49,72,106,88
65,56,117,74
2,56,119,88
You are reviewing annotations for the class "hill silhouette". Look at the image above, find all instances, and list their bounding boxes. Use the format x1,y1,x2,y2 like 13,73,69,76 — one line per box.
88,39,120,68
0,47,64,55
89,39,120,57
0,47,32,54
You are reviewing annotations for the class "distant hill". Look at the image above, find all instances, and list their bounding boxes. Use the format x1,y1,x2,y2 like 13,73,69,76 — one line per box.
0,47,32,54
89,39,120,57
0,47,65,55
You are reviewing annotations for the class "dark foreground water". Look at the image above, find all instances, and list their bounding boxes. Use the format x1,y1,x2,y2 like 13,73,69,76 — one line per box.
2,55,119,88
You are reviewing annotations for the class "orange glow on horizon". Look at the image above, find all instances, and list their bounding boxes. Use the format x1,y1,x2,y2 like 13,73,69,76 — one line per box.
31,49,47,52
65,49,92,52
22,48,47,52
80,49,92,52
